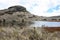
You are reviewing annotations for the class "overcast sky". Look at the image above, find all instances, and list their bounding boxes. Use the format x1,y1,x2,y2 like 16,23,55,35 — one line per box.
0,0,60,17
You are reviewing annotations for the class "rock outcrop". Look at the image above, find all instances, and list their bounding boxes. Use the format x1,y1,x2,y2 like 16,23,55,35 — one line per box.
0,5,43,26
8,5,26,12
0,5,33,26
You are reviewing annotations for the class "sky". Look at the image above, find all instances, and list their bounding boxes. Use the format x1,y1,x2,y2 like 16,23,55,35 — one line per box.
0,0,60,17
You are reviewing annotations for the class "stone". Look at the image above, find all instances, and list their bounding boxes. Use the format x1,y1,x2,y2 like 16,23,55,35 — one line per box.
8,5,26,12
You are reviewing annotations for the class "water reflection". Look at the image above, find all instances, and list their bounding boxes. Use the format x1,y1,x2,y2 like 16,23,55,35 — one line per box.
30,21,60,27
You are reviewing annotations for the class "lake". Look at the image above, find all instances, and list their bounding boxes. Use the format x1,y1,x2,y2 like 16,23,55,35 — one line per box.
30,21,60,27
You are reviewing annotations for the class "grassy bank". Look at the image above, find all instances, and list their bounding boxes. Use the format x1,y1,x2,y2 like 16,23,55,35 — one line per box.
0,26,60,40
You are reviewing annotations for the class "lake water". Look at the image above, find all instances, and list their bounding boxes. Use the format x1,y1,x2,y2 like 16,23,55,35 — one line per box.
30,21,60,27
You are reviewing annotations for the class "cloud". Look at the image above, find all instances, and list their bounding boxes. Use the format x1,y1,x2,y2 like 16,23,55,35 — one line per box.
0,0,20,9
47,5,60,13
0,0,60,17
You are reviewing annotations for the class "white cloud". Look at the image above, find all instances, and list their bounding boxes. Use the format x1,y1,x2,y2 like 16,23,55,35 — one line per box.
0,0,60,17
0,0,20,9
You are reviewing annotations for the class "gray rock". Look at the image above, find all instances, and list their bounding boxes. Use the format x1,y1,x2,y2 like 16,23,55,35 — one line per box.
8,5,26,12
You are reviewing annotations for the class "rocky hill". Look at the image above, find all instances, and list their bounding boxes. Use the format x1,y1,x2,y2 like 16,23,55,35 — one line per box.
0,5,45,26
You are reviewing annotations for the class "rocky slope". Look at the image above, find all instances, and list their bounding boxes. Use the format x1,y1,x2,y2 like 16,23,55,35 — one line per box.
0,5,45,26
0,5,43,21
0,5,60,22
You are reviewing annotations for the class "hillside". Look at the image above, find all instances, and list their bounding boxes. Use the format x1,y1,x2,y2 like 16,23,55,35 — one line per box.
0,5,46,26
0,5,60,22
0,5,45,26
0,5,43,21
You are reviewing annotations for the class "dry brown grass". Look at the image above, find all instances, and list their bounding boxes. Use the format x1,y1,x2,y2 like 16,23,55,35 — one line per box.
0,26,60,40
